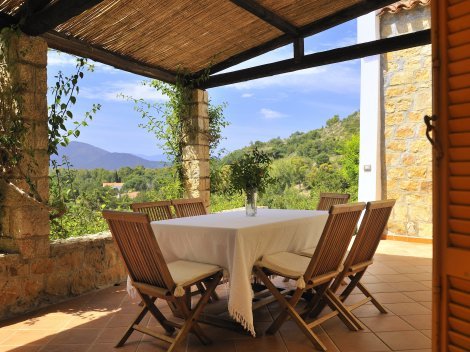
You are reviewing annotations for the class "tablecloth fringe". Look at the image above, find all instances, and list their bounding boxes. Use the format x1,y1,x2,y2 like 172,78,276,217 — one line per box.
228,305,256,337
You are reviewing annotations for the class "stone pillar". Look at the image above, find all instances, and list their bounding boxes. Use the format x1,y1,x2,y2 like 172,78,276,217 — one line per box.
181,89,210,208
0,32,50,258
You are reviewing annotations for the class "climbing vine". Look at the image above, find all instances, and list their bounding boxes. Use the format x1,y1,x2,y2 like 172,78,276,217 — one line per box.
128,73,229,190
0,26,100,219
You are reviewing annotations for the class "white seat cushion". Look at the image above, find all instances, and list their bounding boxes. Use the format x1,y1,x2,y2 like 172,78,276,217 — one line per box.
298,247,316,257
168,260,221,287
258,252,311,279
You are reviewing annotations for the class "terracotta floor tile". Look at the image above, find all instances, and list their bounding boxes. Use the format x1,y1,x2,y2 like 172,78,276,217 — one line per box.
326,332,391,352
280,322,340,352
367,293,414,304
359,316,415,332
38,344,89,352
390,282,430,292
88,342,139,352
400,315,432,330
1,331,55,346
384,303,431,316
420,281,433,288
376,331,431,350
376,274,412,283
95,327,143,344
359,283,398,294
390,266,430,274
321,316,370,335
361,275,383,284
351,304,392,318
397,350,431,352
368,266,399,275
403,291,432,302
48,328,101,345
0,346,43,352
234,334,287,352
404,273,432,281
419,302,432,310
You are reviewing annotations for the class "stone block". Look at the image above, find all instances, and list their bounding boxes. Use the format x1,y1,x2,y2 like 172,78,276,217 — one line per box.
24,276,44,297
402,154,415,166
191,89,208,104
420,181,432,192
409,139,429,153
385,113,404,126
21,92,48,121
395,98,413,112
418,222,433,238
408,111,424,122
414,92,432,110
84,246,106,271
190,103,209,119
395,124,416,139
182,145,210,161
10,206,50,239
16,236,50,259
45,272,70,296
31,258,54,275
407,166,427,179
387,140,407,152
390,71,414,86
55,251,85,272
409,204,432,222
71,267,96,295
399,180,420,192
0,277,23,308
10,34,48,67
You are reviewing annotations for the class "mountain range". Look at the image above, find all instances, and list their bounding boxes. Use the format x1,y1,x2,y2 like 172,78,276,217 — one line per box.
50,141,167,170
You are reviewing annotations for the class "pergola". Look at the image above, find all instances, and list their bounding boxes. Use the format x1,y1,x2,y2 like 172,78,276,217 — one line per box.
0,0,430,86
2,1,468,351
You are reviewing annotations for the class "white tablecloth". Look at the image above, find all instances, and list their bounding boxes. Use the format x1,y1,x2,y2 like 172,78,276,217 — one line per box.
150,208,328,336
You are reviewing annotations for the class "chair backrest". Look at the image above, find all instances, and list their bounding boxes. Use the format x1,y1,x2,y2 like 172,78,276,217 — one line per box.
316,192,350,211
130,200,173,221
345,199,396,270
306,202,366,281
102,210,175,290
172,198,207,218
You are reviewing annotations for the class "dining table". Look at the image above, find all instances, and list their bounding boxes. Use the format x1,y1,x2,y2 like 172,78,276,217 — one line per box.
143,208,329,336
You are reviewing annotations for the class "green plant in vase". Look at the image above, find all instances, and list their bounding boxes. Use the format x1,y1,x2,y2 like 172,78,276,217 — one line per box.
229,147,273,216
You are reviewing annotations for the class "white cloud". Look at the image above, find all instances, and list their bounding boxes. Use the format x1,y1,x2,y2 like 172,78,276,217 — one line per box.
241,93,254,98
48,50,119,74
80,81,168,102
260,108,287,120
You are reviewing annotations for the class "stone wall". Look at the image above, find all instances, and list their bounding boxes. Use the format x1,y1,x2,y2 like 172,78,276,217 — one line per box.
0,32,126,320
182,89,211,209
380,6,433,239
0,233,126,319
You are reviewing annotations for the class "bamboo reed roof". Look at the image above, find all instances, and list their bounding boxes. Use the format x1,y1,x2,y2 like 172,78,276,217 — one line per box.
0,0,413,85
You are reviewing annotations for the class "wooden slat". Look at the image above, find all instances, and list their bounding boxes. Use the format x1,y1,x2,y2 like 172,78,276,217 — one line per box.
449,205,470,218
449,28,470,47
449,303,470,322
450,74,470,90
448,0,470,19
449,88,470,104
450,288,470,307
449,148,470,161
449,58,470,76
450,177,470,190
449,118,470,132
449,103,470,118
450,132,470,146
449,43,470,62
449,317,470,336
450,219,470,234
450,162,470,175
449,191,470,205
449,234,470,249
449,331,470,351
448,13,470,33
450,276,470,292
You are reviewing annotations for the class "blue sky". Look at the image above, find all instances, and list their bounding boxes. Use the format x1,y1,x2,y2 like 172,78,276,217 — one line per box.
47,20,359,158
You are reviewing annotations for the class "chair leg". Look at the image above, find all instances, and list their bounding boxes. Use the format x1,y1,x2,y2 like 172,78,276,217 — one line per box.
325,289,362,330
254,267,327,351
141,295,176,334
169,272,223,351
116,304,149,347
356,282,388,314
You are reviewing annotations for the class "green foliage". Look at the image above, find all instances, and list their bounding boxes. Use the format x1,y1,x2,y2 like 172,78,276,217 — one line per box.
229,147,273,195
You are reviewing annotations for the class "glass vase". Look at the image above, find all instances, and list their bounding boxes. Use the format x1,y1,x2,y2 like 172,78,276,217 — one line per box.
245,189,258,217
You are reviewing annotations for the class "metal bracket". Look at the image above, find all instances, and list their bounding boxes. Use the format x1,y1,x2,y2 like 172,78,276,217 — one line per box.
424,114,442,159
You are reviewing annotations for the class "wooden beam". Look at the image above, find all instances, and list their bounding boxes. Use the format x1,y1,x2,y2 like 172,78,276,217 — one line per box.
229,0,299,37
199,0,399,76
202,29,431,88
21,0,105,36
293,37,304,63
42,31,178,84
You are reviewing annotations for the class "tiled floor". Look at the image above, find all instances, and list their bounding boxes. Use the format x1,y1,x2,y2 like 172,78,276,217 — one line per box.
0,241,432,352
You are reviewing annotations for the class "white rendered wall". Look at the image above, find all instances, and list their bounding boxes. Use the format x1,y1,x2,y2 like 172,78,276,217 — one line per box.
358,12,382,202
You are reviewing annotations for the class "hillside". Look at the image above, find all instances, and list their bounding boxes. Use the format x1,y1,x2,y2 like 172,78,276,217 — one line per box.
50,141,166,170
223,111,359,165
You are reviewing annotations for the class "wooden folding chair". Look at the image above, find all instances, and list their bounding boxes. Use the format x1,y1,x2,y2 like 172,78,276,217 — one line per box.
172,198,207,218
253,202,366,351
130,200,173,221
328,200,396,319
316,192,350,211
102,210,223,352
